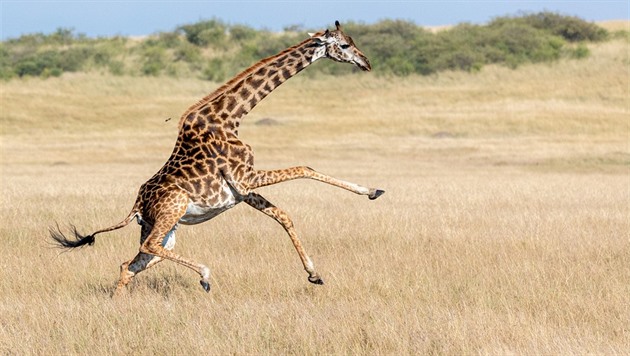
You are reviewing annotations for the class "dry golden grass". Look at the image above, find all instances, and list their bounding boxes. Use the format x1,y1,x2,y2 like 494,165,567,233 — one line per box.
1,37,628,354
599,20,630,32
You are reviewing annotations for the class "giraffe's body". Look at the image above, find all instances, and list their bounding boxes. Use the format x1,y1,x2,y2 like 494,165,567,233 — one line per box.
51,22,384,295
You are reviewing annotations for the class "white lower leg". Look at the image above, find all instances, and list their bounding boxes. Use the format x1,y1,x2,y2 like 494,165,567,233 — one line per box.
199,265,211,292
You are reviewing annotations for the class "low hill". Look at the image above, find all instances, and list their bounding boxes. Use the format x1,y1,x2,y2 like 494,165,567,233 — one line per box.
0,12,620,80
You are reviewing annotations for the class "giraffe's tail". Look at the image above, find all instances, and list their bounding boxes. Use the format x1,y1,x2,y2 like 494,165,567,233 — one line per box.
49,204,140,250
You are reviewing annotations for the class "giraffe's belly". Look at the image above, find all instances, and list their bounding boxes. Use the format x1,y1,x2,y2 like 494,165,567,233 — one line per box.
179,202,237,225
179,184,241,225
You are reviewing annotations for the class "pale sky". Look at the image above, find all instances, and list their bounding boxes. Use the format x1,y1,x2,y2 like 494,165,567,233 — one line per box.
1,1,628,40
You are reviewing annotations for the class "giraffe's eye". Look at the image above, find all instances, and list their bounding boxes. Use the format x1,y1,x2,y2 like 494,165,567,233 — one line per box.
340,44,350,49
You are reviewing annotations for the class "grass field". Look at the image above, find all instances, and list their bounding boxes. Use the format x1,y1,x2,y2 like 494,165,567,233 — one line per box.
1,30,629,354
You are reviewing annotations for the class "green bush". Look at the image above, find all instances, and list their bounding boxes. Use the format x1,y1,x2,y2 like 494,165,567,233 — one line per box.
174,41,202,64
230,25,258,43
202,57,228,82
486,23,563,67
108,60,125,76
140,46,167,76
491,11,608,42
14,50,62,77
345,20,425,75
251,31,302,59
178,19,228,48
567,43,590,59
157,32,181,48
60,46,92,72
0,12,611,80
49,28,76,45
0,44,15,79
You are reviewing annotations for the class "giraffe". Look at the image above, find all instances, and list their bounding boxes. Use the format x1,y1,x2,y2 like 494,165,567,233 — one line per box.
50,21,384,295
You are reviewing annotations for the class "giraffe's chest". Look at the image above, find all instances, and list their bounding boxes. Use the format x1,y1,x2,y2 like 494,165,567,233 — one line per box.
178,182,240,225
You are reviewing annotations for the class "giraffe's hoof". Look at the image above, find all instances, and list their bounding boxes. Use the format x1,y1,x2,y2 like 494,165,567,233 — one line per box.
200,279,211,292
308,276,325,285
369,189,385,200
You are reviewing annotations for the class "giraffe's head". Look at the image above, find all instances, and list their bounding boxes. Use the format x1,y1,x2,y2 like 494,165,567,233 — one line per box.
309,21,371,71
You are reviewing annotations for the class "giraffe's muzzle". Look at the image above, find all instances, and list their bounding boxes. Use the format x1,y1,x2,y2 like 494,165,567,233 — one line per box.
355,55,372,72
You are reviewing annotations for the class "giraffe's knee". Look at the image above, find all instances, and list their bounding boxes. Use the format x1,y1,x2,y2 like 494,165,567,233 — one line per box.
139,225,177,255
139,240,161,256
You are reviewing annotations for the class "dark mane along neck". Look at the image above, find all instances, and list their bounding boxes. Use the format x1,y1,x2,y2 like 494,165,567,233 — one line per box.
178,37,319,136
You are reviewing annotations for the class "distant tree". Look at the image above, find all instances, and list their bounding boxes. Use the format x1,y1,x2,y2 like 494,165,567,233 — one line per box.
491,11,608,42
178,19,228,47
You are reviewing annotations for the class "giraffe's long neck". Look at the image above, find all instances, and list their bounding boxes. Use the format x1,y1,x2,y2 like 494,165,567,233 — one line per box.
179,37,323,138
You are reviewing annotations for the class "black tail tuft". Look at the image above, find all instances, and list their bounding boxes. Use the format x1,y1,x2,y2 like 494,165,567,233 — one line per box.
49,224,96,249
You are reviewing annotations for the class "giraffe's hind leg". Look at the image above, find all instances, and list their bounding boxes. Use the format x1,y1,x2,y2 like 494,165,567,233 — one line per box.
139,222,212,293
136,191,212,292
114,253,161,296
113,224,178,297
244,192,323,285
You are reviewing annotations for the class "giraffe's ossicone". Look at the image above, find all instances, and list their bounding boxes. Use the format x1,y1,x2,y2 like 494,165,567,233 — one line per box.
50,21,384,296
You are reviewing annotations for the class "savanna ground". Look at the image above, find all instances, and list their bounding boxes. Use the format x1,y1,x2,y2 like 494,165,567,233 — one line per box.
1,23,629,354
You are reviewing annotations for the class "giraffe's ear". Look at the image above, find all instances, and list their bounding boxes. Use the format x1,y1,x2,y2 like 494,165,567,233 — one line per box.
309,30,330,45
309,35,324,45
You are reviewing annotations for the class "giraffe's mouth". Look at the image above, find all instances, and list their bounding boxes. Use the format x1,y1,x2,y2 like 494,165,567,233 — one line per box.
356,61,371,72
354,55,371,72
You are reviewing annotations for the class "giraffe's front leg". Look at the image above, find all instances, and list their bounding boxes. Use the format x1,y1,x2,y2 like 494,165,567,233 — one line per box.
220,140,384,199
250,166,385,199
244,193,324,285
